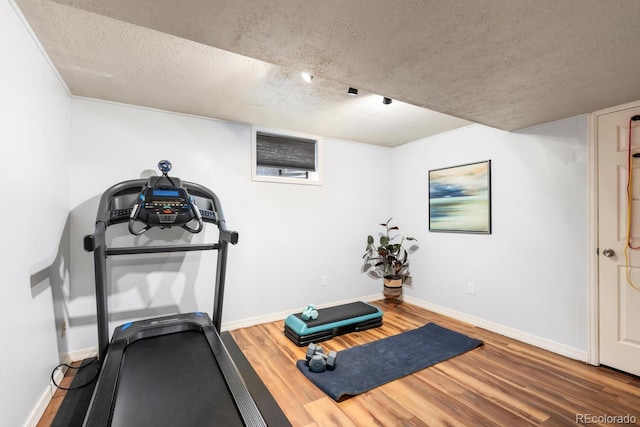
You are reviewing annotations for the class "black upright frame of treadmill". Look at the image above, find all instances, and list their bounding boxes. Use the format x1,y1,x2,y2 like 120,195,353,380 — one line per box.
83,179,266,427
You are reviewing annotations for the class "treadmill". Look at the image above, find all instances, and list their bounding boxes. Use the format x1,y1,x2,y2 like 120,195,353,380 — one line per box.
83,161,267,426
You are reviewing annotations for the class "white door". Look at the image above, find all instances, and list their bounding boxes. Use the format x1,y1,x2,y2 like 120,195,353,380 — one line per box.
598,104,640,376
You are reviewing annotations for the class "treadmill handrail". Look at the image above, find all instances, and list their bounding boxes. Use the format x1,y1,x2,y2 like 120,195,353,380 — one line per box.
84,178,238,360
106,243,220,256
94,179,145,225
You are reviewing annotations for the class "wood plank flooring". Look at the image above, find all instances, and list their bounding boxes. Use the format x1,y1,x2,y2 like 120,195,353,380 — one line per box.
230,301,640,426
37,301,640,426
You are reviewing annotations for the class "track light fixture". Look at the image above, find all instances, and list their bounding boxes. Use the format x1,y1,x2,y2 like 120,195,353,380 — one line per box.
383,97,392,105
347,87,358,96
301,72,314,83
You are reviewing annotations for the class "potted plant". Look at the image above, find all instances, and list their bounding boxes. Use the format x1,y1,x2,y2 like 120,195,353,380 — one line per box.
362,218,419,305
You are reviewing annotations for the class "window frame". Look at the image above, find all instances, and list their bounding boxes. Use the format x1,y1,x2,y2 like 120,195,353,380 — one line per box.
251,126,323,185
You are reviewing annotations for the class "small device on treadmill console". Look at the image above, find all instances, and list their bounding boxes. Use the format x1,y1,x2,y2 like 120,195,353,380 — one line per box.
128,160,203,235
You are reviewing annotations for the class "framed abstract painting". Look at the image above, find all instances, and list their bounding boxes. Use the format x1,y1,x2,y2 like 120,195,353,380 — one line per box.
429,160,491,234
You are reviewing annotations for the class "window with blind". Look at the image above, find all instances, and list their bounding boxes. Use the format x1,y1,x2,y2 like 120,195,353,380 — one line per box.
252,128,322,185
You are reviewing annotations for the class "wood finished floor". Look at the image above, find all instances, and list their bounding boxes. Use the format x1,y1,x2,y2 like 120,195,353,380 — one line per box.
37,301,640,426
230,301,640,426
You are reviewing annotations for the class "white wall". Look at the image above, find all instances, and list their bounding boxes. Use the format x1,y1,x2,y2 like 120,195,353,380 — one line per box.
0,2,72,426
392,118,589,352
2,1,593,422
66,99,591,357
67,98,392,351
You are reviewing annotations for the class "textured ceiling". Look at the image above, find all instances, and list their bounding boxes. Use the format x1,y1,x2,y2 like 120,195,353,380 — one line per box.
14,0,640,146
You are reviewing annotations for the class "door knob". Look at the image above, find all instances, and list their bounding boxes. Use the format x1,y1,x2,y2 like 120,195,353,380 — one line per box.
602,248,615,257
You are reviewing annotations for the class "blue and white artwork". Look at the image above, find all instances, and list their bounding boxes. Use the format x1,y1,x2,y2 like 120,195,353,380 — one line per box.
429,161,491,233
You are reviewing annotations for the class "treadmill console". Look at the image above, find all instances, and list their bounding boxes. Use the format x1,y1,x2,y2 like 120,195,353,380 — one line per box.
134,187,193,224
128,160,203,235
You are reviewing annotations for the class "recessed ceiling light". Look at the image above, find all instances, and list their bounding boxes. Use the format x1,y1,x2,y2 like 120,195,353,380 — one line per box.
301,72,314,83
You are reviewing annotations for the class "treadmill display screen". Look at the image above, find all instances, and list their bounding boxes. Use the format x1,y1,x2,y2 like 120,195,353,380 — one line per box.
152,189,181,198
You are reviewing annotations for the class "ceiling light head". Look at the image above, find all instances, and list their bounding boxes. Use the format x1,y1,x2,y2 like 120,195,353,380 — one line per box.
301,72,314,83
347,87,358,96
383,97,392,105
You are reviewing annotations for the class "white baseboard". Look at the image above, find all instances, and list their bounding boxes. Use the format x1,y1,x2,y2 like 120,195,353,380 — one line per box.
222,294,588,362
24,362,67,427
221,294,382,331
68,347,99,362
404,295,589,362
25,348,99,427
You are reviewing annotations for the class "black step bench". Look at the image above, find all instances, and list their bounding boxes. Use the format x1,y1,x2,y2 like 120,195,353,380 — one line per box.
284,301,383,346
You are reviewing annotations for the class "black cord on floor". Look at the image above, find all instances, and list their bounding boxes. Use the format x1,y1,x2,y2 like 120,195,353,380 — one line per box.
50,358,100,391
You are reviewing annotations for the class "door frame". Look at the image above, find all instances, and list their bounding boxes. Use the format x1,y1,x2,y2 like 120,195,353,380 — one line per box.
588,100,640,366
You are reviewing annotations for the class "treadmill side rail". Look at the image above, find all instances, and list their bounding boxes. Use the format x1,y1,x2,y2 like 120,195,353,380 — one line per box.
82,340,126,427
203,325,267,427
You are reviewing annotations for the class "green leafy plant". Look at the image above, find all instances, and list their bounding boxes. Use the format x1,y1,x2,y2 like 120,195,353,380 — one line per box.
362,218,419,279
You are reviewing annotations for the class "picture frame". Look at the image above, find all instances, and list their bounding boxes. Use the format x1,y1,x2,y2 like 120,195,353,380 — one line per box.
429,160,491,234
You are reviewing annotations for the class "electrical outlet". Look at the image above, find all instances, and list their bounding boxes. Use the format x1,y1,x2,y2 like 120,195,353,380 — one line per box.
403,276,413,288
320,275,328,287
467,282,476,295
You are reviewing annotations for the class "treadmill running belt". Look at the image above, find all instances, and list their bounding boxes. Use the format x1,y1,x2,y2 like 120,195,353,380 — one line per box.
111,330,243,426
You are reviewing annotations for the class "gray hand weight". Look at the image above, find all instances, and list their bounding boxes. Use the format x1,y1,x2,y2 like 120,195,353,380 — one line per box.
305,343,337,373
